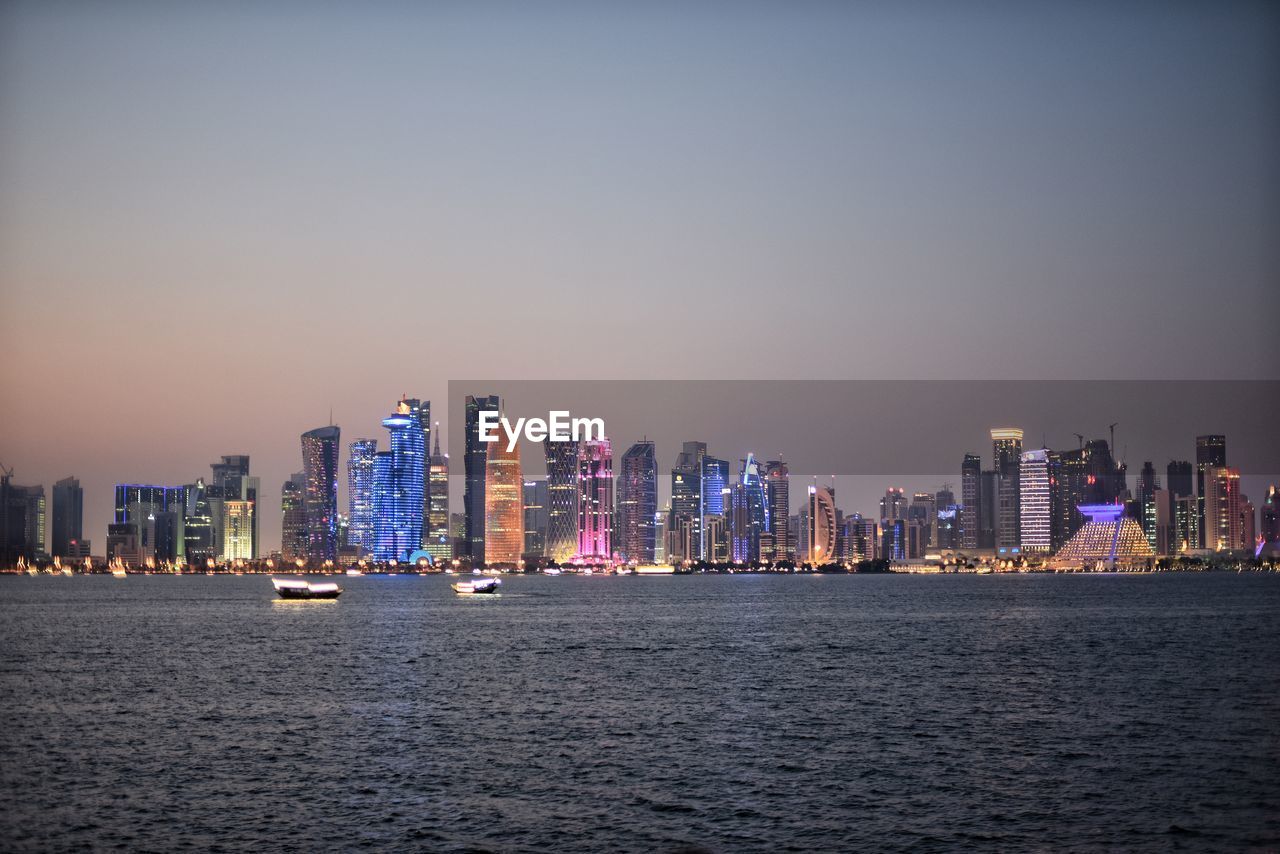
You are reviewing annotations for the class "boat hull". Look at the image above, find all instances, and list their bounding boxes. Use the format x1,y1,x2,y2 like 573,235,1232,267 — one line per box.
451,582,500,595
276,587,342,600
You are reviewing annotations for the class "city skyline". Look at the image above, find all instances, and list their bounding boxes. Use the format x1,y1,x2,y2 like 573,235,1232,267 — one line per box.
3,394,1275,564
3,1,1278,559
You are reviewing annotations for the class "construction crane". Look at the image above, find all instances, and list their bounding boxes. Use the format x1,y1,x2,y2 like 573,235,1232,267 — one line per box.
1073,433,1085,450
1109,422,1118,451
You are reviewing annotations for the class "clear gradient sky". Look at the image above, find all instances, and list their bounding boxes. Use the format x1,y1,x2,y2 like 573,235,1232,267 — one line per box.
1,1,1277,553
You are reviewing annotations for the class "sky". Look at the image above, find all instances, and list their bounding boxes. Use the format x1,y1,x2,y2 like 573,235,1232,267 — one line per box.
1,1,1277,553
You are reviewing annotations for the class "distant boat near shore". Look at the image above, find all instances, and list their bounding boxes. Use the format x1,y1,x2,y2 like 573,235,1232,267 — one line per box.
272,578,342,600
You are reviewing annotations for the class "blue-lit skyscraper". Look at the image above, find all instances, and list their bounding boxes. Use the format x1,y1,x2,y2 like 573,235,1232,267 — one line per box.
731,454,768,562
347,438,377,556
371,400,426,562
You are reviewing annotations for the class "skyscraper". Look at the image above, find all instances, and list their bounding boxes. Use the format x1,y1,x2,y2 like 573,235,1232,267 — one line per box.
763,460,790,562
1203,465,1243,552
372,400,426,562
1019,449,1053,553
223,500,254,560
347,438,378,556
807,484,837,564
484,425,523,566
523,479,548,557
880,488,907,523
1,475,44,564
1054,439,1123,546
1196,435,1227,548
115,483,185,561
544,437,579,562
992,428,1023,553
463,395,500,560
210,455,259,558
51,476,83,558
301,424,340,562
960,453,982,550
1137,461,1159,550
1166,460,1193,499
281,473,307,560
577,437,613,561
671,442,707,560
1261,486,1279,548
401,398,432,548
618,440,657,564
426,426,451,561
183,479,216,564
730,454,768,563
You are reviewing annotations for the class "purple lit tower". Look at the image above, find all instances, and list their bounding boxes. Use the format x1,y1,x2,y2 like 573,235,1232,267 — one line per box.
577,438,613,562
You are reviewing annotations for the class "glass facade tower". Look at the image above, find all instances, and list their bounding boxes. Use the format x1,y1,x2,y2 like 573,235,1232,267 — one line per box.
618,440,657,564
371,400,426,562
301,424,341,562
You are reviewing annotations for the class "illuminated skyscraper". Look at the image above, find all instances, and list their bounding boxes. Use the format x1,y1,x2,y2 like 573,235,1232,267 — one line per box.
401,398,432,548
618,440,657,564
807,484,837,564
544,437,579,562
484,426,523,566
281,472,306,560
426,426,451,561
347,438,378,556
1019,449,1053,553
372,400,426,562
763,460,790,561
1196,435,1227,548
730,454,768,563
1203,465,1243,552
671,442,705,560
992,428,1023,553
210,456,259,559
463,394,500,560
223,500,254,560
843,513,877,562
51,476,83,559
1137,461,1159,550
301,424,341,562
960,453,982,550
577,437,613,561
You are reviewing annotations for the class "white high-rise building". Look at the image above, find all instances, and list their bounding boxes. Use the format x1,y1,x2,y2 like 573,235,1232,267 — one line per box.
1019,449,1052,553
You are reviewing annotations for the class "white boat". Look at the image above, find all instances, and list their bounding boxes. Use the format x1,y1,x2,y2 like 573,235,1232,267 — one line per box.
272,578,342,599
345,568,364,576
543,567,562,576
452,578,501,595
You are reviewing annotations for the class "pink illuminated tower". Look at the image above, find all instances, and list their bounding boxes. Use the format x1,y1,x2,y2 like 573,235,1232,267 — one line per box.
577,438,613,562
